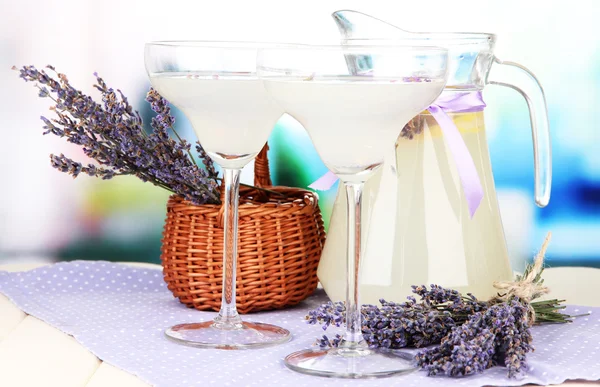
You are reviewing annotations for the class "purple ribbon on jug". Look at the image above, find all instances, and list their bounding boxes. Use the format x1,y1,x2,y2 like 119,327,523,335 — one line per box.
309,91,486,218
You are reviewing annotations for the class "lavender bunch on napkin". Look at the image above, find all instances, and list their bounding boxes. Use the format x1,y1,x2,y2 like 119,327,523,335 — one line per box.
307,233,580,378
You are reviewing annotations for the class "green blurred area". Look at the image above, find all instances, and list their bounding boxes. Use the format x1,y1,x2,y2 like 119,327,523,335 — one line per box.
269,118,337,231
85,175,171,215
59,237,162,264
58,176,170,264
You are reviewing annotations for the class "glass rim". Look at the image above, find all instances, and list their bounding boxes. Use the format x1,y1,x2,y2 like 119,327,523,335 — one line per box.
145,40,448,53
344,34,496,46
258,43,448,53
145,40,299,49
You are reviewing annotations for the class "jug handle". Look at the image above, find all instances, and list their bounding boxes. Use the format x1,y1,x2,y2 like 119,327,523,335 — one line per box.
487,57,552,207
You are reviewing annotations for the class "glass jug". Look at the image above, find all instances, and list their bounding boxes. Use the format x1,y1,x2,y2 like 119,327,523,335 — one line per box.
317,10,552,304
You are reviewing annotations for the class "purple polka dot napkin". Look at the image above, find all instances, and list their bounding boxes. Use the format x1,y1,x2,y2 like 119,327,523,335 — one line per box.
1,261,599,387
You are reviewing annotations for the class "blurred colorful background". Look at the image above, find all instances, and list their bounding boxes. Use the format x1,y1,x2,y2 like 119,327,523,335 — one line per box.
1,0,599,270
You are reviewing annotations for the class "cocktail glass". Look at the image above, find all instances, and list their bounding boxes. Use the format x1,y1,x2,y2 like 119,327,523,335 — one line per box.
145,41,292,349
258,44,448,377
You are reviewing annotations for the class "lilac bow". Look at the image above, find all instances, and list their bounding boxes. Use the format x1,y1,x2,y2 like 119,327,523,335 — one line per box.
309,91,486,218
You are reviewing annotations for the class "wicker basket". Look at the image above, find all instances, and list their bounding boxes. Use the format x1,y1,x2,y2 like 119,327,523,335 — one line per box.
160,145,325,314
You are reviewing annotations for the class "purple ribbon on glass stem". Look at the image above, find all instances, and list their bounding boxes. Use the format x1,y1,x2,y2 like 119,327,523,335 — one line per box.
308,91,486,218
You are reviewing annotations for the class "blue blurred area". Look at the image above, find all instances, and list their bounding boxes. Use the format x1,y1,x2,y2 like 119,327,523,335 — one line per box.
484,57,600,267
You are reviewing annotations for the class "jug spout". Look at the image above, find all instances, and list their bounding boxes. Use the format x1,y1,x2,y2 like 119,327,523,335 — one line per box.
332,10,496,91
332,10,411,40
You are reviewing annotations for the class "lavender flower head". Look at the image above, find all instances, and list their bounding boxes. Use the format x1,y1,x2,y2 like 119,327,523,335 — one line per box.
416,299,532,378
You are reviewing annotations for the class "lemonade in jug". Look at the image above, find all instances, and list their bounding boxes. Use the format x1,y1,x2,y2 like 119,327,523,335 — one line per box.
317,11,551,304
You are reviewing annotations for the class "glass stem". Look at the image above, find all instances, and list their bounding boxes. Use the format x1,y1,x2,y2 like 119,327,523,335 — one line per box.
342,182,366,348
214,167,243,330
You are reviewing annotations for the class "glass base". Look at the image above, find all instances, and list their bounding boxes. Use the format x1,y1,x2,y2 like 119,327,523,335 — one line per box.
284,347,417,379
165,321,291,349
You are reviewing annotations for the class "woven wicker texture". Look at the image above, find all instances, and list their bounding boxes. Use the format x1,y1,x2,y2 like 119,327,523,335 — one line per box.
160,144,325,313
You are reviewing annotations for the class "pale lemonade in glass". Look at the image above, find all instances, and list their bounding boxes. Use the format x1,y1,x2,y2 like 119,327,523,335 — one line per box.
264,79,444,178
150,74,282,168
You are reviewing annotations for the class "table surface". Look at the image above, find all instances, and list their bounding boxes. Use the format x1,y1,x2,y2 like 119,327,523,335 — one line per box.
1,262,598,387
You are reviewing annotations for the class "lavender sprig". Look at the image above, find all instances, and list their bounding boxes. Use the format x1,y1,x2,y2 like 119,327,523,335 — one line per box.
196,142,218,184
50,154,117,180
15,65,220,205
400,116,425,140
145,88,198,166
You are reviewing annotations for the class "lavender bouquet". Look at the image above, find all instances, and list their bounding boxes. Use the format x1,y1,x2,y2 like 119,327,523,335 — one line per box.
308,233,580,378
14,65,224,205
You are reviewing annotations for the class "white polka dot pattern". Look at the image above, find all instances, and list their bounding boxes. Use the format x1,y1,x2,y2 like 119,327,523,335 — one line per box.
0,261,599,387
